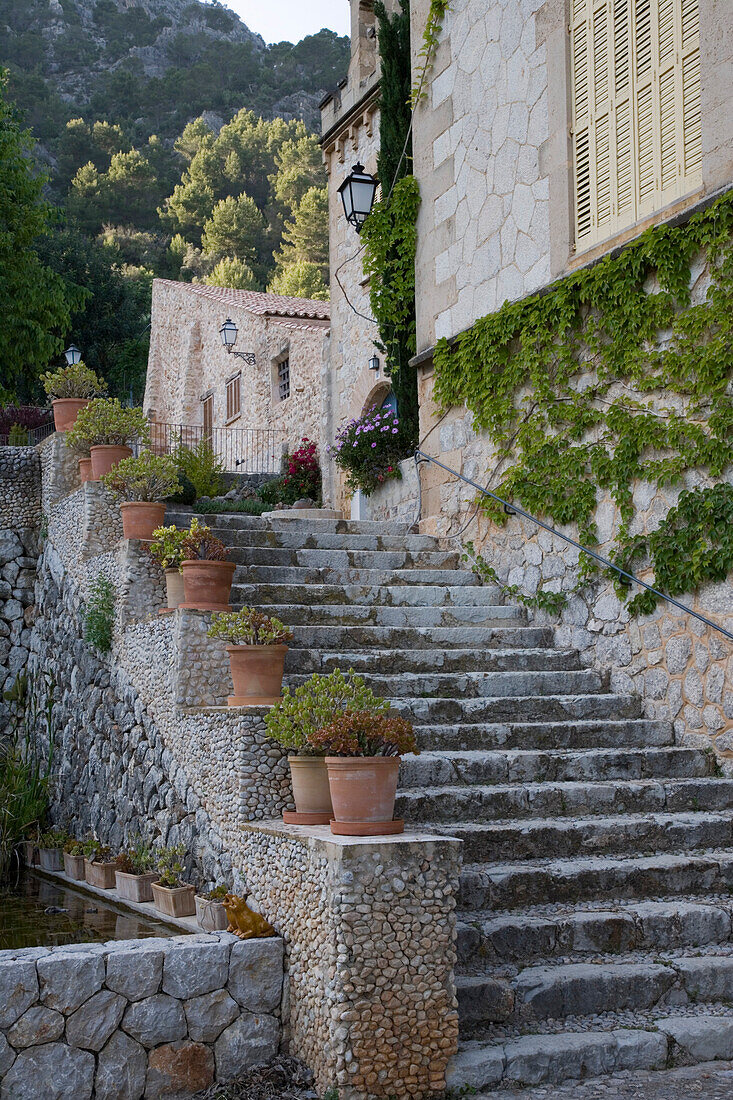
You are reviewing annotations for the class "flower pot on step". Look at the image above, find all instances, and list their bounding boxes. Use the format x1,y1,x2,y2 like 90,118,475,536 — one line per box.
164,568,184,609
18,840,37,866
120,501,166,541
226,644,287,706
326,756,404,836
84,858,117,889
283,756,333,825
63,852,86,881
195,895,228,931
78,457,93,484
151,881,196,918
38,848,63,872
180,560,235,611
90,444,132,481
115,870,159,903
52,398,89,433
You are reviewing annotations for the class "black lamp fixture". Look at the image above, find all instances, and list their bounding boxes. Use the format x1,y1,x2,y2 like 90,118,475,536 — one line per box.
338,163,378,233
369,353,380,372
219,319,256,365
64,344,82,366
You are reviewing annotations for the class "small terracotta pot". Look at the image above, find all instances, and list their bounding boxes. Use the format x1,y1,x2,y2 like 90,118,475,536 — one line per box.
195,895,228,931
226,644,287,706
78,457,93,484
120,501,166,541
63,852,86,880
84,858,117,889
151,882,196,918
284,756,333,825
38,848,64,872
90,444,132,481
115,870,159,903
326,756,403,836
52,398,89,432
180,559,235,611
165,568,184,609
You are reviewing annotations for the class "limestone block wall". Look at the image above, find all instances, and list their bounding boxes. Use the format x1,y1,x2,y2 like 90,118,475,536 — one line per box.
0,933,284,1099
362,457,421,526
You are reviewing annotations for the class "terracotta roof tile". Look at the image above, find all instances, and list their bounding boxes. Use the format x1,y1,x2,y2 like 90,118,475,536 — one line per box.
154,278,330,321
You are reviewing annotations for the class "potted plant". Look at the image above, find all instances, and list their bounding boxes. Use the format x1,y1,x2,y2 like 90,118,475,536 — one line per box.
115,837,159,902
195,885,229,931
309,709,418,836
327,406,404,496
101,452,181,541
63,838,86,881
179,519,235,611
149,525,188,610
207,609,293,707
151,844,195,917
41,362,106,432
83,836,117,889
265,668,390,825
37,829,66,871
67,398,150,481
18,827,40,867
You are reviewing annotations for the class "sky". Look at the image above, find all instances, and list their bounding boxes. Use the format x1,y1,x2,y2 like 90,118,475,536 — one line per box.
220,0,351,45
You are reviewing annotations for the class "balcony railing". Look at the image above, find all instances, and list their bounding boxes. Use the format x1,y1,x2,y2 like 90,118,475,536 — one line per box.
148,423,285,475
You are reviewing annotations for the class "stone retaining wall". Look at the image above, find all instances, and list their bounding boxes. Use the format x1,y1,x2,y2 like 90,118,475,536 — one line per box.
0,932,283,1099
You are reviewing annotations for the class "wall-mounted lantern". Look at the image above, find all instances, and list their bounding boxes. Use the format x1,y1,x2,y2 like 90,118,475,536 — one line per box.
219,318,256,365
64,345,82,366
368,353,380,372
338,163,378,233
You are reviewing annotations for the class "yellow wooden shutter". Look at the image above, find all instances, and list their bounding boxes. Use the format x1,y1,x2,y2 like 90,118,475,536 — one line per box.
572,0,702,251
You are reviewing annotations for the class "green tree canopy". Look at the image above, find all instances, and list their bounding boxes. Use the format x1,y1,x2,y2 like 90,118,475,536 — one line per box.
201,193,267,272
203,256,259,290
273,186,329,281
268,260,329,301
271,134,325,212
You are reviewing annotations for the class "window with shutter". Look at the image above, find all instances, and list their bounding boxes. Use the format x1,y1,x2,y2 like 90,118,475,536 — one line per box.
571,0,702,251
226,373,241,422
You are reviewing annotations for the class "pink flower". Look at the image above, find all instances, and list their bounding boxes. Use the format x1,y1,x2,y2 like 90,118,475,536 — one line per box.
371,442,377,448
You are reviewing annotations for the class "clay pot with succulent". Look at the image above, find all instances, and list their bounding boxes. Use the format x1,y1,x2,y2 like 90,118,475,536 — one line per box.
207,608,293,707
67,398,150,481
63,838,86,880
41,362,106,432
83,835,117,889
101,451,181,541
265,668,390,826
149,525,188,610
179,519,235,611
195,884,230,931
115,836,159,902
151,844,195,917
37,828,66,871
308,709,418,837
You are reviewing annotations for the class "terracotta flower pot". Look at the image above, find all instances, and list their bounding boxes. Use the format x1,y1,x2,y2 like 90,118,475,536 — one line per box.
38,848,64,872
283,756,333,825
52,398,89,432
165,568,184,609
78,457,93,484
195,895,228,931
90,444,132,481
84,858,117,889
180,559,235,611
151,881,196,918
226,644,287,706
63,852,86,881
120,501,166,541
326,756,404,836
115,870,159,903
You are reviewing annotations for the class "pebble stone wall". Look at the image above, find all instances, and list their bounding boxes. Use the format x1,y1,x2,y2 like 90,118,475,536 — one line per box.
0,933,283,1100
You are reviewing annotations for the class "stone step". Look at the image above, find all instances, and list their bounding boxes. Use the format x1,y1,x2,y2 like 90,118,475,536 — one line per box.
208,528,444,552
227,546,460,569
257,603,527,629
399,747,714,789
286,647,581,675
285,624,548,650
165,509,410,536
288,668,602,698
398,776,733,823
455,898,733,967
236,565,481,587
458,850,733,911
232,582,505,607
415,719,673,751
392,693,641,725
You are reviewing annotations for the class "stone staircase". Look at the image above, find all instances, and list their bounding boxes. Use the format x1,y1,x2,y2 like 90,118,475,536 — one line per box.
168,507,733,1090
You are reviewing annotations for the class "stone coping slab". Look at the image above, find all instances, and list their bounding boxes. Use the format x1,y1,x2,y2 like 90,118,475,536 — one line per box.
240,816,463,849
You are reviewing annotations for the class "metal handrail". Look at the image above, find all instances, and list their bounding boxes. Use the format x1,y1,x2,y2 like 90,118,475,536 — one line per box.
414,449,733,643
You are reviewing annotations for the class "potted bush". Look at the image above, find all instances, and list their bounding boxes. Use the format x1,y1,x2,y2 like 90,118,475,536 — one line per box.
67,398,150,481
207,608,293,706
149,525,188,609
37,829,66,871
180,519,235,611
327,406,405,496
83,836,117,889
41,362,106,432
151,844,196,917
309,709,418,836
63,838,86,881
101,451,181,541
195,885,229,931
265,668,389,825
115,837,159,902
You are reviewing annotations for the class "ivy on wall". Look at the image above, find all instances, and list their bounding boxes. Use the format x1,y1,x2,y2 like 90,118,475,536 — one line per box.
410,0,452,106
432,190,733,610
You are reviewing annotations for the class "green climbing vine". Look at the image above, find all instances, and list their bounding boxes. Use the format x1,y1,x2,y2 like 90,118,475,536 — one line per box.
410,0,452,106
433,189,733,612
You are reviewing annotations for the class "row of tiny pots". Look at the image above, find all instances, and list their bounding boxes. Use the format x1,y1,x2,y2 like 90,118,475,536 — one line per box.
150,521,236,614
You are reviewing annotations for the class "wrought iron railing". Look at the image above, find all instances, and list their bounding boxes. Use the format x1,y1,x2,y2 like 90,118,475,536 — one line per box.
414,449,733,643
148,422,285,475
0,420,55,448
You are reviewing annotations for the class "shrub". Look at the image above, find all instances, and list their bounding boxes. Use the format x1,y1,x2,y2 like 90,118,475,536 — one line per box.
40,361,106,401
265,668,390,756
101,450,181,502
64,839,84,857
0,405,51,435
67,398,150,449
38,828,67,849
198,884,229,901
156,843,187,888
327,406,404,495
149,525,188,571
259,437,321,506
181,518,229,562
116,836,156,875
308,709,418,757
84,574,116,653
174,437,226,498
165,470,197,505
83,835,113,862
207,608,293,646
194,499,268,516
7,424,28,445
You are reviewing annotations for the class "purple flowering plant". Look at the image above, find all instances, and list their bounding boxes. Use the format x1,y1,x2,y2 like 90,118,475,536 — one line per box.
326,406,404,495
